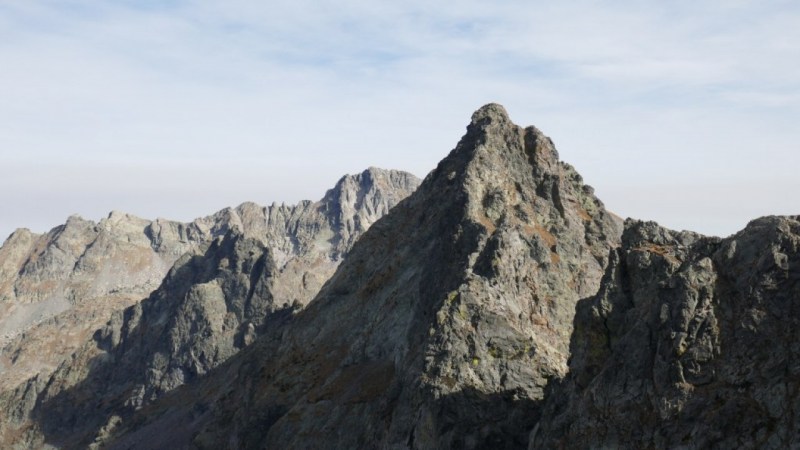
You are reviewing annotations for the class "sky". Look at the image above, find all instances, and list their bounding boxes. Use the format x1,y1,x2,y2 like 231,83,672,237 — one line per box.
1,0,798,240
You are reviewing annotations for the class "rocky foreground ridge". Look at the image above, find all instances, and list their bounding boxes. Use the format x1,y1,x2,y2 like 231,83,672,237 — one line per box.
1,104,798,449
532,215,800,449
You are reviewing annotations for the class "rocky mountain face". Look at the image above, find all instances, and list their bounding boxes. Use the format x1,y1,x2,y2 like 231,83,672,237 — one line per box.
531,216,800,449
0,212,202,391
2,103,795,450
0,168,419,448
99,103,622,449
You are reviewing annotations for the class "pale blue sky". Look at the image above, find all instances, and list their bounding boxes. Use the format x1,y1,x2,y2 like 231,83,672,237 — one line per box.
1,0,798,239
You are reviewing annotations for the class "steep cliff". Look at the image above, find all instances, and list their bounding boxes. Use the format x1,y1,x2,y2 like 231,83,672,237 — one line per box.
532,216,800,449
105,103,622,449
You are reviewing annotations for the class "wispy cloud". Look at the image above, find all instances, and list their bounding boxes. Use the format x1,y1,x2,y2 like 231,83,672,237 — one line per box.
0,1,798,239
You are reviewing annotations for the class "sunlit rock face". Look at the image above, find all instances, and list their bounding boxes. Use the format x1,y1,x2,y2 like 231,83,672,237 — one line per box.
0,168,419,448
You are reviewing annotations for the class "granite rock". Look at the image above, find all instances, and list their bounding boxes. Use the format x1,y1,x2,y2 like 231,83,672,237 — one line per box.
532,216,800,449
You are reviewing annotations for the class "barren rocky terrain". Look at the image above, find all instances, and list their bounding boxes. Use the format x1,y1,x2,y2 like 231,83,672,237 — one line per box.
0,167,419,448
0,104,796,449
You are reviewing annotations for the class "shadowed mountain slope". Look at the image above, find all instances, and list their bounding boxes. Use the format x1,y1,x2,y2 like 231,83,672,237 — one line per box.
107,103,622,449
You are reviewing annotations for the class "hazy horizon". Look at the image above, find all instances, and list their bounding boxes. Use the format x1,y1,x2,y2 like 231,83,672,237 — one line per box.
2,1,798,240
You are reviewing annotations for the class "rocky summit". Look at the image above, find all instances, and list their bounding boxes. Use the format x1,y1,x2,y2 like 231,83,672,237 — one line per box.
0,103,797,450
99,103,622,448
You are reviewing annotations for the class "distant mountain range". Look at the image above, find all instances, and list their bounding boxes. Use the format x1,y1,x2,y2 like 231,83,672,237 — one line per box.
0,105,797,449
0,167,419,445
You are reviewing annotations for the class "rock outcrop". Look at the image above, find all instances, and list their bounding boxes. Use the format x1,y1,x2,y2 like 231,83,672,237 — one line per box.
532,216,800,449
103,103,622,449
0,168,419,448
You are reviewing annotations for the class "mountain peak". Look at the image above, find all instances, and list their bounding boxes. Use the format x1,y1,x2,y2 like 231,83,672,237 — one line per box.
319,168,420,253
470,102,511,126
100,106,623,448
440,104,560,190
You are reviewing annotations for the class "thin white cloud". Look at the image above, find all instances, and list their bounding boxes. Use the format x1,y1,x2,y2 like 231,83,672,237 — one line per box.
0,0,798,240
